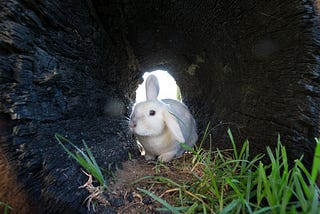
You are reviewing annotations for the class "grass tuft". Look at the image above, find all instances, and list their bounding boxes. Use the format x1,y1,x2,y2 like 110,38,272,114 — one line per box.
136,127,320,213
55,133,107,187
55,134,110,211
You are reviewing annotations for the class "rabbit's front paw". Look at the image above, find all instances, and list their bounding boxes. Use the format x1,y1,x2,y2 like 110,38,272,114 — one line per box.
144,154,156,161
158,151,176,163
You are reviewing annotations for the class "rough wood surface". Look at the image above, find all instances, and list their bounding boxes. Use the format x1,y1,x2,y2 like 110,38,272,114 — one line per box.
0,0,136,212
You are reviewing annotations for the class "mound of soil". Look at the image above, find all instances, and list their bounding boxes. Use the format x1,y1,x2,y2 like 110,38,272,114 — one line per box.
88,154,195,213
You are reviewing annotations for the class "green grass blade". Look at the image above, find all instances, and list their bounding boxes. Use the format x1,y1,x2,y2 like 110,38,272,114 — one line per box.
180,142,197,154
252,205,279,214
55,133,106,186
131,175,181,188
55,134,81,160
311,138,320,184
295,160,312,179
131,175,155,185
185,202,199,214
55,134,92,165
256,162,265,207
137,188,180,214
220,199,241,214
245,170,253,204
309,187,320,214
83,141,106,185
199,122,211,148
293,173,307,211
258,161,275,207
227,129,238,160
225,178,242,198
157,206,191,212
74,152,102,183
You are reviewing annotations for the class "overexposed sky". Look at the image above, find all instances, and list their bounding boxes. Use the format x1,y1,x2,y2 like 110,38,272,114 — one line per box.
135,70,178,103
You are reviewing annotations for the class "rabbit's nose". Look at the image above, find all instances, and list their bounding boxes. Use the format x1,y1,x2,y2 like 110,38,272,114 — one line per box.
129,120,137,129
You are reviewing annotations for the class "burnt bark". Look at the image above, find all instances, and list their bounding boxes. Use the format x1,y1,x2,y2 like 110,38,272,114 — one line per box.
0,0,136,212
0,0,319,212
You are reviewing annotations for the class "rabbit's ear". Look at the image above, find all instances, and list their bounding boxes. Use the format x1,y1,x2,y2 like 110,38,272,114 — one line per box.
145,75,160,100
164,110,185,143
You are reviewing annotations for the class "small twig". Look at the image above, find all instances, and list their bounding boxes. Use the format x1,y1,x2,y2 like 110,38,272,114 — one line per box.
79,170,93,189
160,188,180,198
79,170,110,211
133,191,143,203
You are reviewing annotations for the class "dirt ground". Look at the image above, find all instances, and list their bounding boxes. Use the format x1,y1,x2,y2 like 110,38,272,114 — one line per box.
92,154,196,214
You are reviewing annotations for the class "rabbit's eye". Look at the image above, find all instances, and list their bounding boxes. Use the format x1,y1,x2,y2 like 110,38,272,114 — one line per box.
149,110,156,116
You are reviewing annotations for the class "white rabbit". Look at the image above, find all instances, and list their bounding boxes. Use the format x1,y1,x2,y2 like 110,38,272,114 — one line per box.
129,74,198,162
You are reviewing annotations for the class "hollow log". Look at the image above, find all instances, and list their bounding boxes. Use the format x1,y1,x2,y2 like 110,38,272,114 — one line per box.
0,0,319,212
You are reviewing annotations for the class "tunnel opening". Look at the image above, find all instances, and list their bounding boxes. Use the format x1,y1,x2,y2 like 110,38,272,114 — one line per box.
135,70,181,103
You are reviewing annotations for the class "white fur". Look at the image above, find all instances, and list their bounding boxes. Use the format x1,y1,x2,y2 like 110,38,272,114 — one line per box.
129,74,198,162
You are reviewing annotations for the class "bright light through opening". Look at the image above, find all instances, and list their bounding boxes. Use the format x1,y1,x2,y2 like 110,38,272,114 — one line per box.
135,70,180,103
